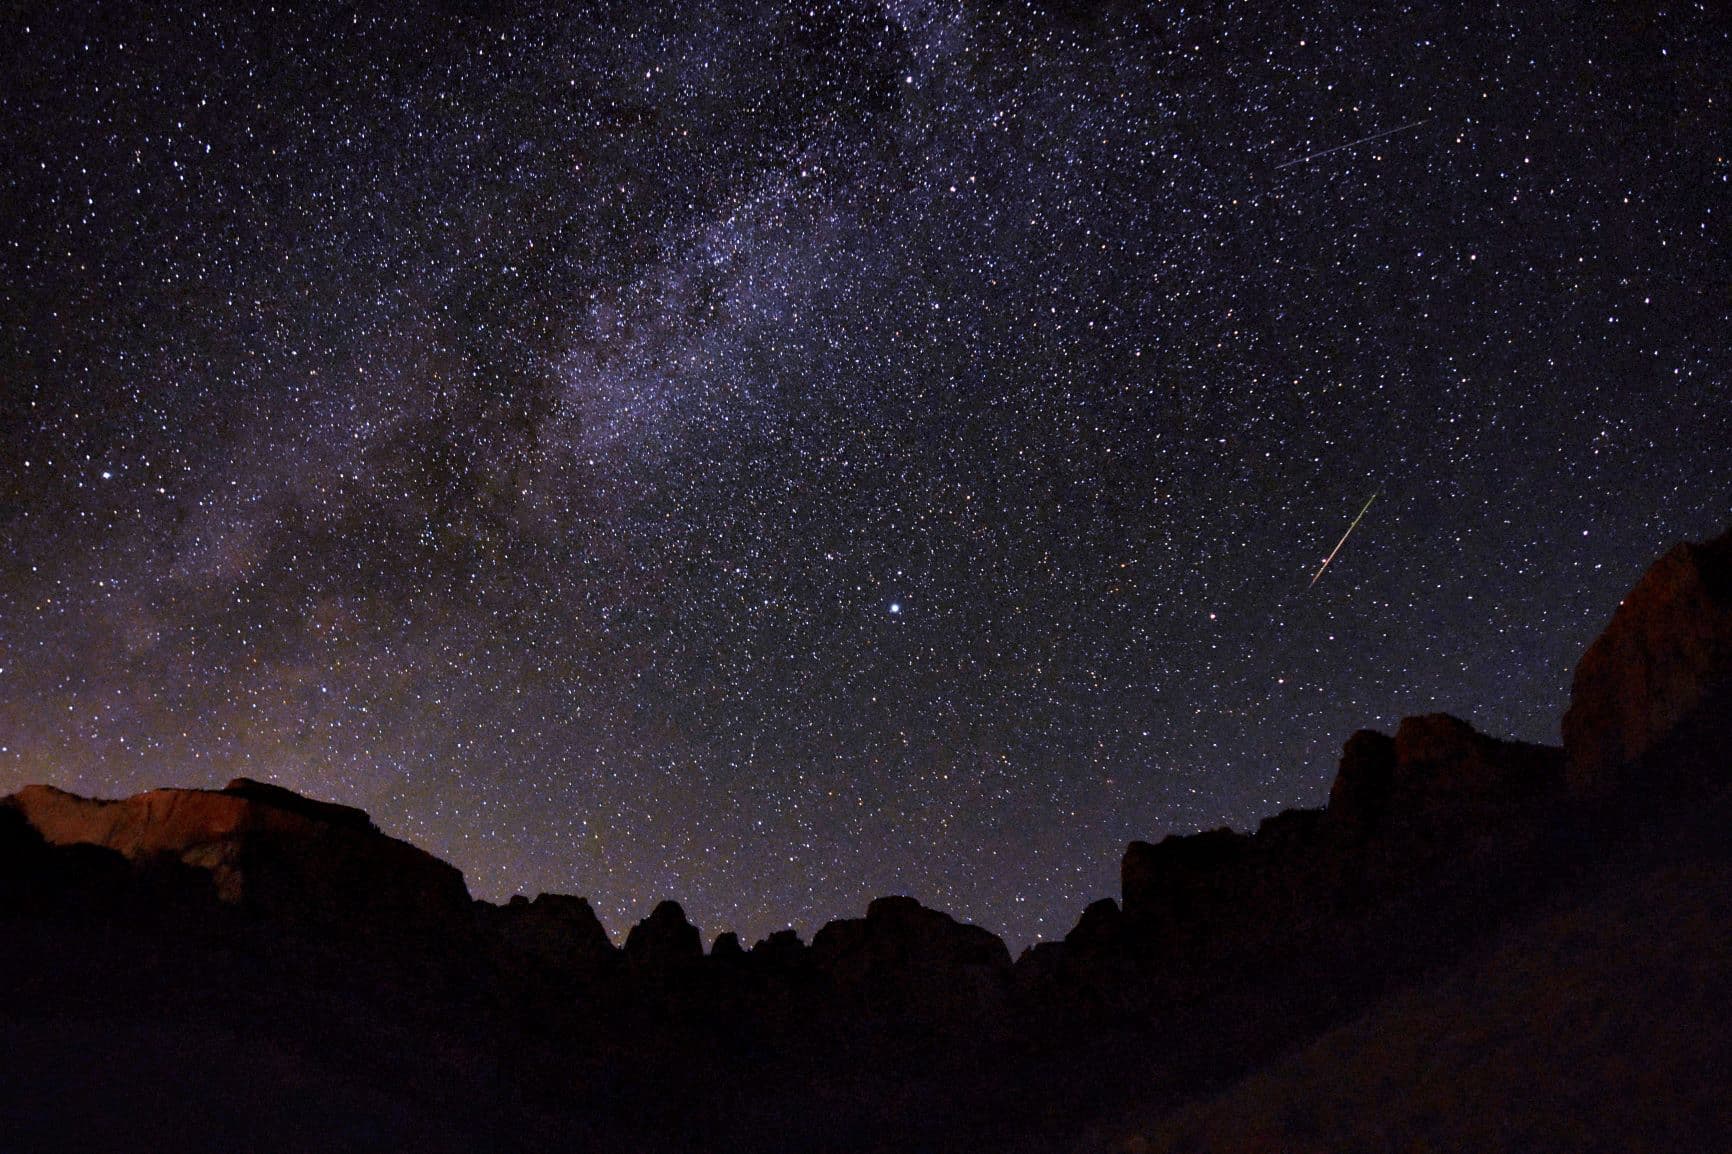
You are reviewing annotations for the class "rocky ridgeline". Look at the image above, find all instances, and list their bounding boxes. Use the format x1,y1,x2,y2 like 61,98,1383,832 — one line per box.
0,780,1020,1029
5,525,1732,1039
1121,714,1566,954
6,777,469,929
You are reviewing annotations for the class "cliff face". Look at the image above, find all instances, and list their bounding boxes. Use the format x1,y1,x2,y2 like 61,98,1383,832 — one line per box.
1110,713,1565,978
6,778,470,929
1563,525,1732,796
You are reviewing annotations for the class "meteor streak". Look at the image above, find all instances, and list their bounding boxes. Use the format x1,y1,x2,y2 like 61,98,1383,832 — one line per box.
1309,489,1380,589
1276,118,1432,170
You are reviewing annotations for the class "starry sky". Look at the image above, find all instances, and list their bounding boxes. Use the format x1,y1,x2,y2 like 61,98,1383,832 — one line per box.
2,0,1729,947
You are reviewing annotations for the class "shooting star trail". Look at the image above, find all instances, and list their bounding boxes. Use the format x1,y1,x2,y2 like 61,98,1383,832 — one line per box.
1276,118,1432,170
1309,490,1380,589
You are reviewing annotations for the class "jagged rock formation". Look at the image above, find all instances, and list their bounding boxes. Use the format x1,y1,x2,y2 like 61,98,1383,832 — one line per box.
1325,728,1397,831
6,778,470,929
491,892,613,962
1563,524,1732,796
752,926,810,967
4,523,1732,1153
1100,712,1565,986
481,891,618,1002
624,898,705,974
810,895,1013,1022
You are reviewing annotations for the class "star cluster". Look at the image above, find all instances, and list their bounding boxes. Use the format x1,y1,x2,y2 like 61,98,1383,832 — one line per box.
3,0,1729,945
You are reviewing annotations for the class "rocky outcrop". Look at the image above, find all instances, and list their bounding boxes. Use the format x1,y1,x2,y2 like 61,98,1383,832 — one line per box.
810,895,1012,1022
1563,525,1732,796
0,801,142,915
623,899,703,974
1065,897,1125,951
1115,812,1327,971
1121,827,1253,929
486,892,616,979
219,777,377,831
1370,714,1564,842
1113,715,1563,972
750,927,809,971
4,779,470,929
1326,729,1398,833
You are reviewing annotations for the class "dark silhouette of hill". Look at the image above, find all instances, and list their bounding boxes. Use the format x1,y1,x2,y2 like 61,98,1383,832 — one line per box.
1110,801,1732,1153
3,523,1730,1153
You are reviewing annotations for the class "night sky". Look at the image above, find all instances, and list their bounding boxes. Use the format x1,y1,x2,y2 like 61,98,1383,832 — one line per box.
3,1,1729,947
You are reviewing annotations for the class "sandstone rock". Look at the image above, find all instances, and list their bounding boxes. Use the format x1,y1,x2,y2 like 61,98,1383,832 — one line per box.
220,777,376,832
1063,897,1124,951
749,927,810,976
1249,808,1327,878
1326,729,1398,833
1119,717,1561,960
710,931,745,960
1384,714,1565,834
4,780,470,929
1318,716,1566,852
624,899,703,972
809,895,1011,1021
491,892,616,975
1120,827,1251,926
1563,526,1732,796
2,797,216,918
1013,895,1149,1018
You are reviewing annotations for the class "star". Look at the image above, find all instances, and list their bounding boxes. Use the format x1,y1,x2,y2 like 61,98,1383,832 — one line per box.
0,0,1723,951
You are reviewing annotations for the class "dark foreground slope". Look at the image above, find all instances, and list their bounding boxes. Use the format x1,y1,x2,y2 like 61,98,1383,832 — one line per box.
1115,804,1732,1153
3,524,1731,1153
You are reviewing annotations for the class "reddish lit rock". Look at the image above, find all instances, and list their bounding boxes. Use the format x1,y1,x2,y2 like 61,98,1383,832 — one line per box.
1385,714,1564,834
6,779,469,927
1563,526,1732,796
